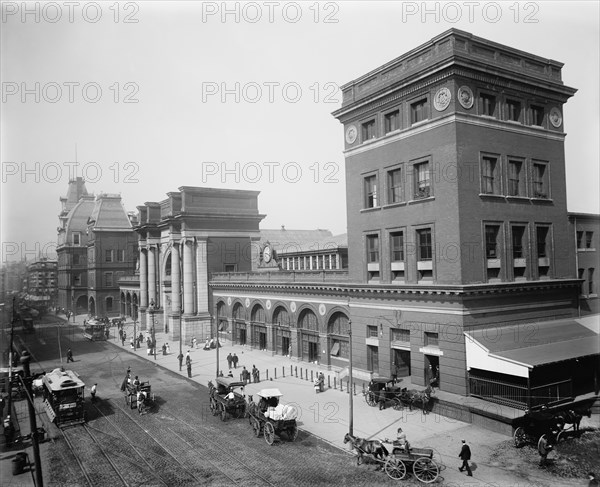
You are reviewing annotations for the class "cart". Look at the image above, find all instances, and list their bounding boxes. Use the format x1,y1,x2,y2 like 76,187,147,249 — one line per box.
124,381,155,414
246,388,298,445
208,377,247,421
364,377,404,410
513,407,561,448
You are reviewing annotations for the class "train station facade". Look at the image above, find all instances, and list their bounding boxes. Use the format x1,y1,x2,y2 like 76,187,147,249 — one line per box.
121,29,599,406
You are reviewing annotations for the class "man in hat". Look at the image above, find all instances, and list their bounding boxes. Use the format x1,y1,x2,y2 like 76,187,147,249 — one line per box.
458,439,472,476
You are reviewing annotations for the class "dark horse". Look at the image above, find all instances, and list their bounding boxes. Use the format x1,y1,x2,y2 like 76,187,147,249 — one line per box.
555,408,592,440
408,385,435,414
343,433,389,467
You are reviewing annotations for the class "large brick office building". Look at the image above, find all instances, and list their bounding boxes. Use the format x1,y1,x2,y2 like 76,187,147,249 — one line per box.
209,29,597,408
121,30,597,409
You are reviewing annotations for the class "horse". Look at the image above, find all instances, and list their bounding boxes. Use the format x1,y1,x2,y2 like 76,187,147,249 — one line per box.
408,385,435,414
555,408,591,440
343,433,389,467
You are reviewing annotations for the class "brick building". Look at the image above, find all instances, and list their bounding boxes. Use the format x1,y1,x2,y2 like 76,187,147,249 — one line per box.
569,212,600,315
210,29,597,408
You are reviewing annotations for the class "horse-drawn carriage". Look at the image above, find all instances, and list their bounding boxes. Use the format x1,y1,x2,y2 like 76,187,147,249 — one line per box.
364,378,404,410
208,377,247,421
513,405,592,447
364,378,435,413
124,381,155,415
343,433,440,483
246,388,298,446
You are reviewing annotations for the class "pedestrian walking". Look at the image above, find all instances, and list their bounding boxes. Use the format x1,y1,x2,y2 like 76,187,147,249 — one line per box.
121,331,126,346
90,383,97,403
66,349,74,363
241,366,250,384
130,337,135,349
186,358,192,378
185,350,191,365
232,353,238,369
458,439,472,476
538,435,553,467
227,353,233,369
166,343,170,354
177,352,184,370
191,336,197,349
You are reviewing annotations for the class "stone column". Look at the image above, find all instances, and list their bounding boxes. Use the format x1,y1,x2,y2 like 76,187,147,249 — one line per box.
196,239,208,314
183,239,194,315
171,242,181,314
140,248,148,308
148,245,156,306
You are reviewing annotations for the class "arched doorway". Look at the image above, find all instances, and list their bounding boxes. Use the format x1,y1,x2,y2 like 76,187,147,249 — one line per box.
327,312,350,368
75,295,87,314
251,304,267,350
272,306,291,356
232,303,246,345
298,308,319,363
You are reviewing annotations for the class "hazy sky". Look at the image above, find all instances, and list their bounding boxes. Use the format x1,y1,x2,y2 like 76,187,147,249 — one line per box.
2,1,599,263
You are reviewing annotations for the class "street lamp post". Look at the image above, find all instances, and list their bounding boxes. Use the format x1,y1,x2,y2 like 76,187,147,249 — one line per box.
149,299,156,361
133,318,138,350
214,315,219,378
348,319,354,436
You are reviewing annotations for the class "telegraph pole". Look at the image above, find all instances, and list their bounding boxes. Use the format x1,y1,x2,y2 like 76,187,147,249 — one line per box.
20,351,43,487
348,319,354,436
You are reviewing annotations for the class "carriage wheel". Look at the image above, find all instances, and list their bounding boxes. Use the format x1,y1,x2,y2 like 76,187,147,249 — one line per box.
513,427,526,448
210,398,218,416
264,421,275,445
365,392,377,407
252,418,261,437
412,457,439,484
220,404,228,422
391,398,403,411
556,429,567,443
384,456,407,480
288,424,298,442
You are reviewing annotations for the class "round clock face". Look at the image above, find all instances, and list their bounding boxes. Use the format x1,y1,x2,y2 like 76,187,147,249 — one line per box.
549,107,562,128
345,125,358,144
263,245,272,263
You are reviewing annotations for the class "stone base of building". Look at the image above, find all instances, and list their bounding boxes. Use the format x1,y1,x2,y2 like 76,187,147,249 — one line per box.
180,313,213,346
168,314,181,340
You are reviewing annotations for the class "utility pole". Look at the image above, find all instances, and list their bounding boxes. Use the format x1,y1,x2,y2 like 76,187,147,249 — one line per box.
348,319,354,436
20,351,43,487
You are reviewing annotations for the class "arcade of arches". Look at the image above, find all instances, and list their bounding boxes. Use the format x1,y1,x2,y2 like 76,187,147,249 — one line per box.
216,299,351,369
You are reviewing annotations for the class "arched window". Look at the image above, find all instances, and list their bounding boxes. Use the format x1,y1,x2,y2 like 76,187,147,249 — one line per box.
327,312,349,335
251,305,265,323
216,301,226,318
106,296,113,312
165,254,172,276
272,306,290,327
232,303,244,320
298,308,318,331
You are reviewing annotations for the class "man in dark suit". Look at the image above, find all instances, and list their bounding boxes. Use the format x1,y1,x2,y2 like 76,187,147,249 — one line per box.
458,439,472,476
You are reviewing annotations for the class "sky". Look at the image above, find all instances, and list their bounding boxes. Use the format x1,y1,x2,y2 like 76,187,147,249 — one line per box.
1,0,599,263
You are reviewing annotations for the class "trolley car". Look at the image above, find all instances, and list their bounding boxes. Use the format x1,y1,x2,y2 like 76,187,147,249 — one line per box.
83,320,108,341
42,367,86,427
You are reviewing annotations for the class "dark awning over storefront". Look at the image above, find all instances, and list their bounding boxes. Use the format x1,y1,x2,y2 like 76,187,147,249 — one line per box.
465,318,599,377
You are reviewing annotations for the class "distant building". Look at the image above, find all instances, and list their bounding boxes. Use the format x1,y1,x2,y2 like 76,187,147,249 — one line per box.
57,178,137,316
569,212,600,315
26,258,58,309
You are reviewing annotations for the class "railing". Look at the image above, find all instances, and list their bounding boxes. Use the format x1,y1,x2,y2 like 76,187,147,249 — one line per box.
210,270,349,283
469,374,573,410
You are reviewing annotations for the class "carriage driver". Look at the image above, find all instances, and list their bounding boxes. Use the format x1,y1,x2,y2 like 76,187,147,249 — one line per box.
394,427,409,452
225,388,235,402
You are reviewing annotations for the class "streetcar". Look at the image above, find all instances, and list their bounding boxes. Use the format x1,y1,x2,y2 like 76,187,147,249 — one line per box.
42,367,86,427
83,320,108,341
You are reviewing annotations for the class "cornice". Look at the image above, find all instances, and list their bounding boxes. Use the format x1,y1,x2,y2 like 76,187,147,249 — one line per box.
209,279,581,298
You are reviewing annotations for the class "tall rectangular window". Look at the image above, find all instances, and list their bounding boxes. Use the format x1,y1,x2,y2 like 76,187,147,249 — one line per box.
390,232,404,262
364,175,378,208
367,235,379,263
508,160,523,196
536,226,549,258
531,105,544,126
507,99,521,122
117,249,125,262
73,233,80,246
361,119,376,141
512,225,527,279
104,272,113,287
485,225,499,259
537,226,550,278
387,168,402,203
411,98,428,124
385,110,400,133
533,163,548,198
589,268,595,295
586,232,594,249
105,250,113,262
480,93,496,116
482,156,499,194
414,162,431,198
577,231,584,249
417,229,432,261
